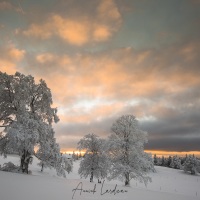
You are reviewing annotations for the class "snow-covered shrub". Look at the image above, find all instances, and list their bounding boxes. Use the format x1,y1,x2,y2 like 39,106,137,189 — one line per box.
0,162,19,172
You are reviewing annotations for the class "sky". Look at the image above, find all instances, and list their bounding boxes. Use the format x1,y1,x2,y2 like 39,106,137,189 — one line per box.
0,0,200,154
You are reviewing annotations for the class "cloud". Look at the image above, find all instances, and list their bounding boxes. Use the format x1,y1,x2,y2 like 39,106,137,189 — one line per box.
36,53,56,63
22,40,200,105
52,15,90,46
97,0,121,22
36,53,71,66
190,0,200,4
0,44,25,74
145,137,200,152
23,23,52,39
0,1,24,14
93,24,111,41
0,1,12,10
13,38,200,152
95,0,121,40
22,0,122,46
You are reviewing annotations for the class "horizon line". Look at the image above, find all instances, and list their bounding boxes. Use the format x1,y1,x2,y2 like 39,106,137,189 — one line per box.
61,149,200,157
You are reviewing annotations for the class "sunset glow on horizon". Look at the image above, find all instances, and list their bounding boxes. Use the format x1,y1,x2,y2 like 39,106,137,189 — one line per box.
0,0,200,155
61,150,200,158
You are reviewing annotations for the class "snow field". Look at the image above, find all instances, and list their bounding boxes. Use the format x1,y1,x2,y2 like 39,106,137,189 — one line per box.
0,155,200,200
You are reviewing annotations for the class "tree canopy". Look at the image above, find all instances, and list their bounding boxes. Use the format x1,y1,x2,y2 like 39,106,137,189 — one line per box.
77,133,109,182
108,115,154,186
0,71,63,174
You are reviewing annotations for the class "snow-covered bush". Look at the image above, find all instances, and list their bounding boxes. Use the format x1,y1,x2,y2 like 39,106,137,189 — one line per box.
0,162,19,172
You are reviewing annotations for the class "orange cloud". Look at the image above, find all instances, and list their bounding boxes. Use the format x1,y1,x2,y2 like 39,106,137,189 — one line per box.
22,1,122,45
36,53,56,63
179,42,199,61
93,24,111,41
97,0,121,22
34,42,199,105
0,61,17,74
58,101,124,124
8,47,25,61
23,23,52,39
95,0,122,38
36,53,72,71
0,45,25,74
52,15,90,46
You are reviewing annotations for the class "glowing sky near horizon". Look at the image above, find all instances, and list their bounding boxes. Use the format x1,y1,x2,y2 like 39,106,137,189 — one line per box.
0,0,200,153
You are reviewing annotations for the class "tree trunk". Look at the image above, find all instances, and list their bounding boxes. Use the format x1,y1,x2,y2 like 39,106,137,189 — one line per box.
98,179,101,183
90,168,94,182
41,163,44,172
125,172,130,186
20,151,25,171
20,150,31,174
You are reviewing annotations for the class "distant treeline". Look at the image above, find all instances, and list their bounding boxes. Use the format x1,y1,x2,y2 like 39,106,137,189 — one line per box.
153,154,200,175
71,152,85,160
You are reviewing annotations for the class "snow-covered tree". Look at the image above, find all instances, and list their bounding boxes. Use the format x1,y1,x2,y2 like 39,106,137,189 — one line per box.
107,115,153,186
161,156,166,166
154,154,158,165
36,126,60,172
170,155,182,169
78,152,83,159
181,155,187,165
52,144,67,177
184,155,200,175
77,134,109,182
168,156,172,167
0,72,59,174
61,155,73,174
72,151,78,161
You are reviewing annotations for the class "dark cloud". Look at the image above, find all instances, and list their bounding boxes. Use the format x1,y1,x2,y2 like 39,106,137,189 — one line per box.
145,137,200,152
141,104,200,151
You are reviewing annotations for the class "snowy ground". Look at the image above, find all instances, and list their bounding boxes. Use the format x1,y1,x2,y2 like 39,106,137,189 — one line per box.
0,155,200,200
